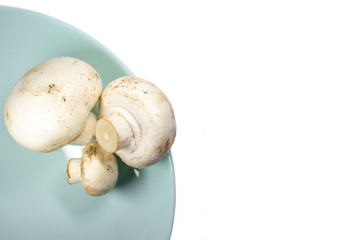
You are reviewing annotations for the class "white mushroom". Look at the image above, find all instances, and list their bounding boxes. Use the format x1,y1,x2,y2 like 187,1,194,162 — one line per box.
4,57,102,152
95,76,176,168
67,142,118,196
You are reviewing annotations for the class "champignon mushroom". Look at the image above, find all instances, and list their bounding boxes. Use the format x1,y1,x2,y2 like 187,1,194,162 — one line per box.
4,57,102,152
67,142,118,196
95,76,176,168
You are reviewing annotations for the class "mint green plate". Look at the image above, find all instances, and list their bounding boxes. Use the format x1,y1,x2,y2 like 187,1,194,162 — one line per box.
0,6,175,240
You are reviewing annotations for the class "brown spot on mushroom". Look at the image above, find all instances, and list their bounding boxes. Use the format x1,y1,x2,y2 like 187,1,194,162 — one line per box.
173,129,177,139
107,164,112,170
67,163,72,180
92,72,99,79
84,144,99,159
170,107,175,120
47,83,58,94
4,107,11,127
157,145,162,154
165,138,170,151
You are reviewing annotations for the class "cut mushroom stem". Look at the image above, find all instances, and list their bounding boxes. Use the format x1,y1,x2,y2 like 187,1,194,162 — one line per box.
67,142,118,196
67,158,82,184
73,112,98,145
95,111,136,153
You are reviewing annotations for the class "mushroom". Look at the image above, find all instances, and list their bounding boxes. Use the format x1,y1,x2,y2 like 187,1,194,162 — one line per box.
4,57,102,152
95,76,176,168
67,142,118,196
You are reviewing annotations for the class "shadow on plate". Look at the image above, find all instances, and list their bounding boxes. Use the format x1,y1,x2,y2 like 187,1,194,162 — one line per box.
115,155,137,188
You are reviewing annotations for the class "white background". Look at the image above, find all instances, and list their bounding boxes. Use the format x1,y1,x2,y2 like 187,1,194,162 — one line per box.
2,1,360,239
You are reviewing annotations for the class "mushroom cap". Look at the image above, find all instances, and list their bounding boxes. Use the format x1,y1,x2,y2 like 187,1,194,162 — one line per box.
81,142,118,196
98,76,176,168
4,57,102,152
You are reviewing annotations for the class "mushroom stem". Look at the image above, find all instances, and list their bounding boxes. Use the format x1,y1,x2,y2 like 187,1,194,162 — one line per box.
67,158,82,184
96,111,134,153
73,112,97,145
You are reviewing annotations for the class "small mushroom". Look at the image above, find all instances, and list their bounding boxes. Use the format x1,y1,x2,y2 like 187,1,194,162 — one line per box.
4,57,102,152
67,142,118,196
96,76,176,168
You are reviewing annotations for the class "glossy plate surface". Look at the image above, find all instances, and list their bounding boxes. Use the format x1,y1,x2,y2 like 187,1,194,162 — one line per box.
0,6,175,240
